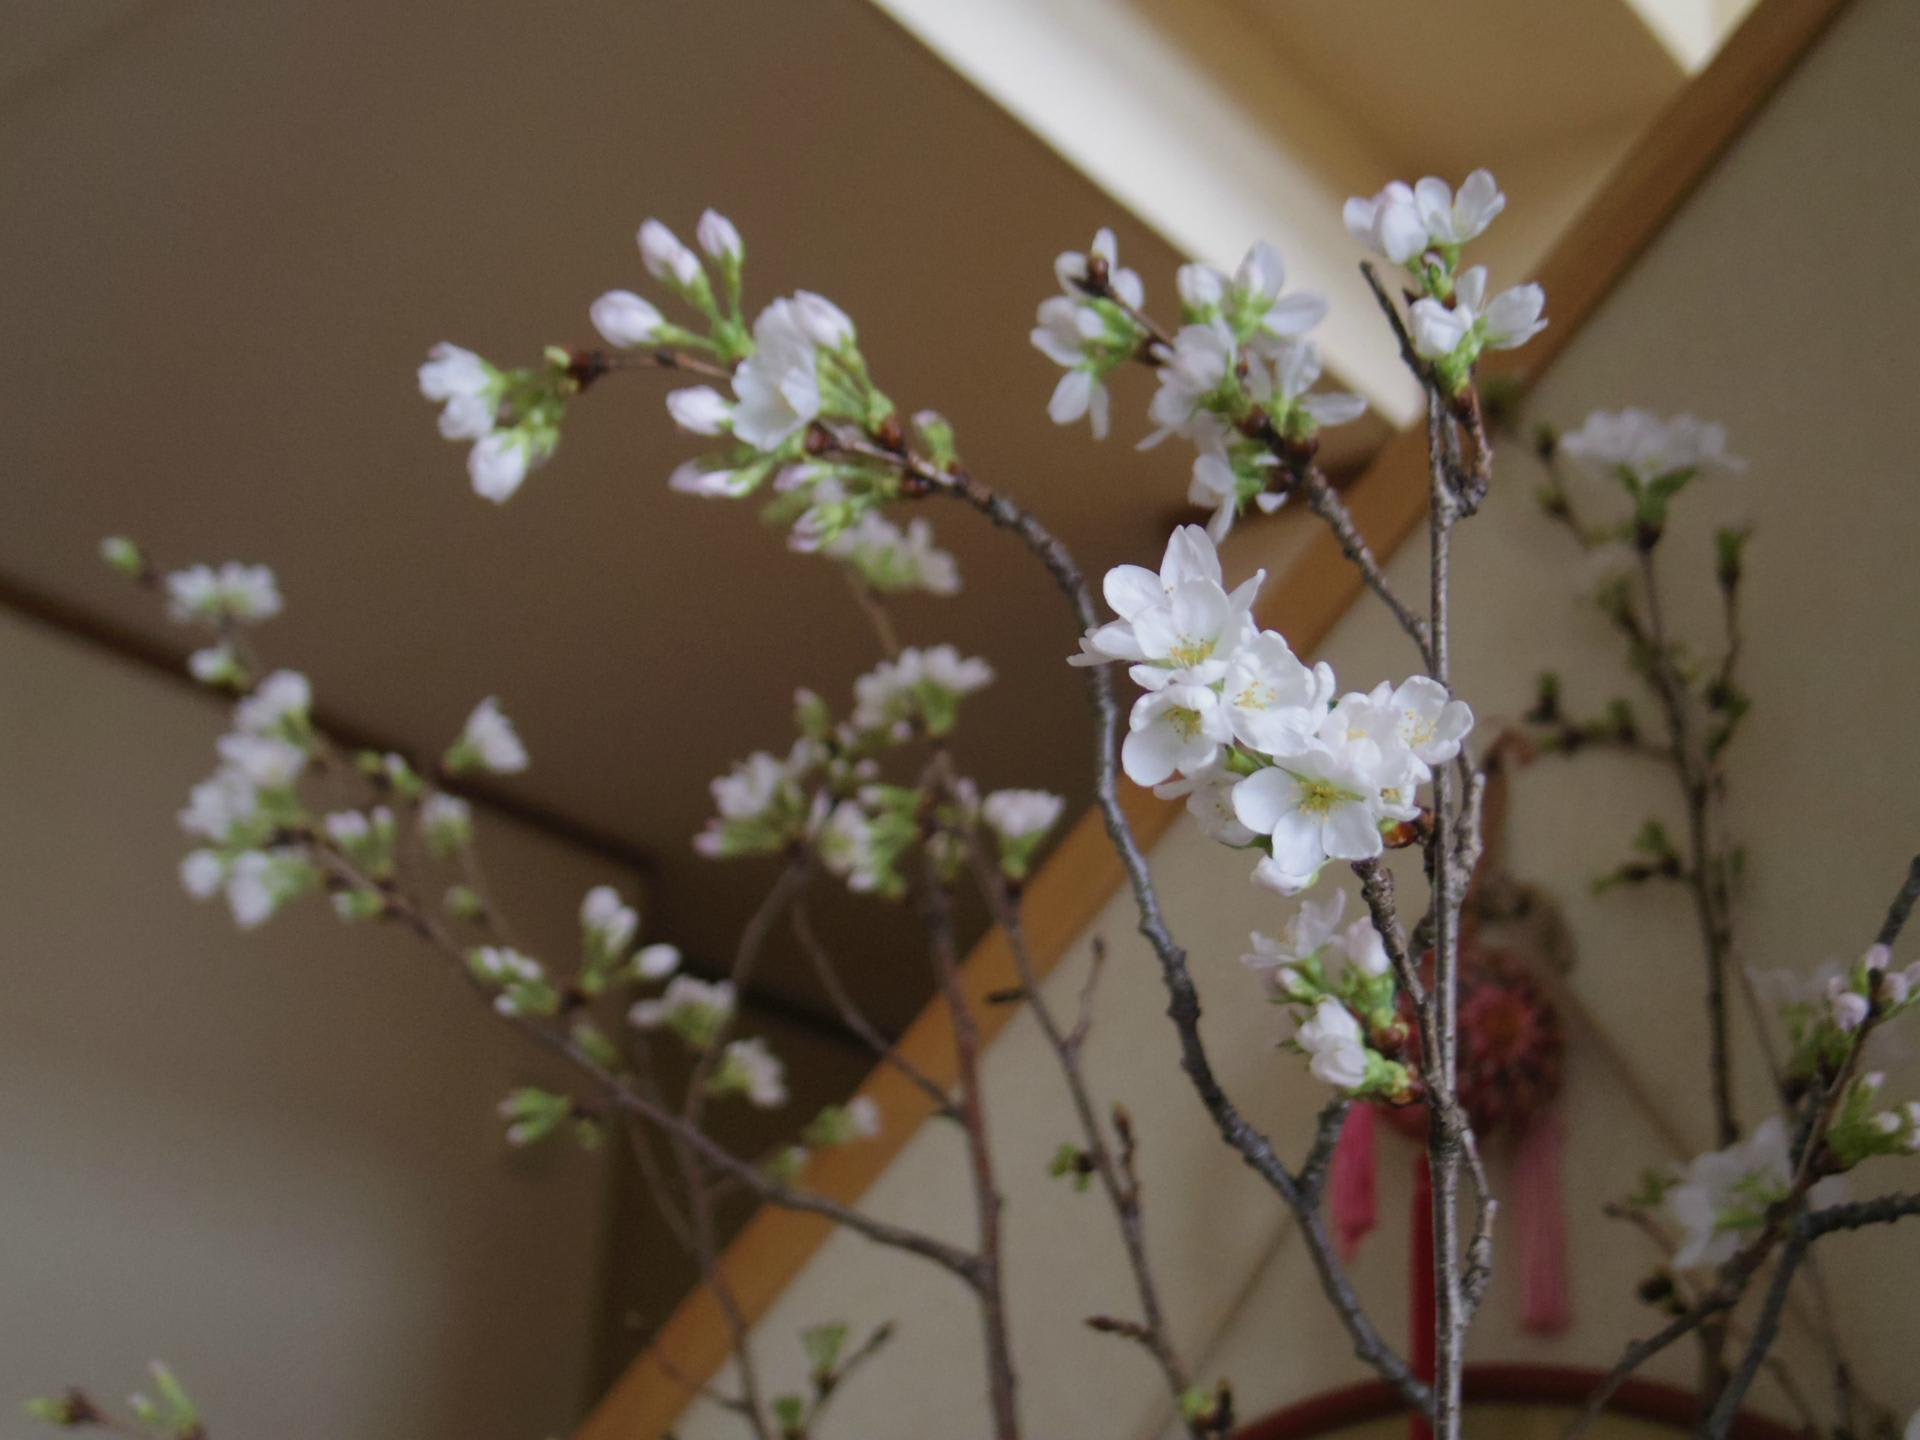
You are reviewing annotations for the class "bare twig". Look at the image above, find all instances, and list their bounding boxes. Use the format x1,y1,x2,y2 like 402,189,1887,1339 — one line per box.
791,901,958,1120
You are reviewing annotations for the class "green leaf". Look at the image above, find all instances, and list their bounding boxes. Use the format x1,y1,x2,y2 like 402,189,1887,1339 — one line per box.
801,1321,848,1377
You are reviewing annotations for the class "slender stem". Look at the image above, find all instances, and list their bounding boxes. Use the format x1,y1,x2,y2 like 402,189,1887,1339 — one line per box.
970,840,1196,1427
1635,546,1739,1148
1424,389,1466,1440
790,901,958,1120
313,836,983,1280
932,469,1433,1414
919,851,1020,1440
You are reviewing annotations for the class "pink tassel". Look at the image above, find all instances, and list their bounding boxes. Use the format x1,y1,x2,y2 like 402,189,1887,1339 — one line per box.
1329,1102,1378,1262
1514,1106,1571,1334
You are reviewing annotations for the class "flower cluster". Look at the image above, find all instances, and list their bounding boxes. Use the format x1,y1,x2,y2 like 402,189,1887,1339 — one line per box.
1659,1116,1850,1270
425,209,971,587
630,973,736,1048
1243,890,1406,1097
1033,231,1366,541
822,513,961,596
153,557,283,687
1558,409,1745,488
981,788,1066,881
1344,170,1545,393
1030,228,1150,439
1762,943,1920,1080
1074,525,1470,894
695,650,1002,899
418,342,583,503
1551,407,1747,541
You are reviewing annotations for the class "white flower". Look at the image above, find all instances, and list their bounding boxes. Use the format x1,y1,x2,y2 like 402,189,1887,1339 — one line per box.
1154,765,1256,847
419,342,490,402
1031,296,1113,439
1220,631,1334,755
669,458,756,499
982,789,1064,843
223,848,309,929
1367,676,1474,767
1831,990,1870,1032
581,885,639,957
711,750,799,822
419,343,499,439
420,792,472,855
1232,741,1389,882
1296,998,1370,1089
234,671,311,736
1047,367,1110,440
732,297,824,450
1188,448,1244,543
666,385,733,435
178,769,259,841
216,732,307,790
165,563,282,625
591,290,667,349
188,644,242,685
1231,241,1329,339
696,208,743,263
179,849,225,900
1177,262,1227,313
718,1036,788,1108
1054,227,1142,307
1337,914,1391,979
1122,683,1231,787
1344,182,1428,264
850,646,993,736
631,974,736,1044
1241,891,1346,998
322,809,373,846
1558,409,1745,484
1410,265,1547,360
1252,339,1367,431
1073,524,1260,675
467,430,553,504
793,291,855,349
450,696,529,775
819,800,886,894
1130,573,1255,686
639,219,703,290
438,392,495,442
1145,322,1234,447
634,943,682,981
1666,1115,1793,1270
1413,170,1506,247
823,514,961,596
1253,851,1321,897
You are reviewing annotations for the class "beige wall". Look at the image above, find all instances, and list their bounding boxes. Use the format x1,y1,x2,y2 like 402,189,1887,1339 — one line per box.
0,609,615,1439
668,0,1920,1434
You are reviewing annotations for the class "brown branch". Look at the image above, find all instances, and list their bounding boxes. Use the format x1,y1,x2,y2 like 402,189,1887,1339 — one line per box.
968,836,1196,1428
930,467,1432,1414
918,847,1021,1440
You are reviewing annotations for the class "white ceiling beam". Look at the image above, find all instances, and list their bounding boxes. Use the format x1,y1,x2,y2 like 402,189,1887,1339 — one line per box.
869,0,1427,427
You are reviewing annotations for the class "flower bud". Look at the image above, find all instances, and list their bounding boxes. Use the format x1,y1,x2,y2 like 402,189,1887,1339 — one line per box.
696,208,743,262
638,219,702,289
665,386,733,436
590,290,665,349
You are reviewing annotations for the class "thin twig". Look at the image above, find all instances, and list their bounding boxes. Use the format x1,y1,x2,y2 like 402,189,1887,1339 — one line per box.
791,900,958,1121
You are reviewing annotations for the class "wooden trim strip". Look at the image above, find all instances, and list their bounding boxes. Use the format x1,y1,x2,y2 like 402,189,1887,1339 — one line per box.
578,1,1849,1432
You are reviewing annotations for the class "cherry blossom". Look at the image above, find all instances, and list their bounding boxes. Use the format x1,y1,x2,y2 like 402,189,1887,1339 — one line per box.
1558,409,1746,484
446,697,529,775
